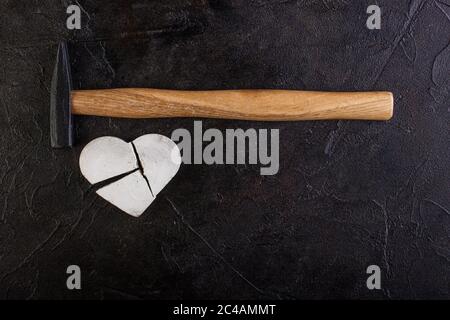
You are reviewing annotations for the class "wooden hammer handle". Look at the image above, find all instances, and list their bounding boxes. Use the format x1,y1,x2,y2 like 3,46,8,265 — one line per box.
72,88,393,121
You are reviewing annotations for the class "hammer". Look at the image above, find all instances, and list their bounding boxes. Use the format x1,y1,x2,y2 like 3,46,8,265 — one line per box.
51,41,393,148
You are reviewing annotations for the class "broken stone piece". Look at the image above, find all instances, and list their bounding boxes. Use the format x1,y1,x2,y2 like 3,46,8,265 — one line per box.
79,136,138,184
133,134,182,196
96,170,155,217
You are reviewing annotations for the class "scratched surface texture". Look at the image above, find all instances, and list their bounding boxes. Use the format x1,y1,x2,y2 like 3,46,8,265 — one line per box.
0,0,449,299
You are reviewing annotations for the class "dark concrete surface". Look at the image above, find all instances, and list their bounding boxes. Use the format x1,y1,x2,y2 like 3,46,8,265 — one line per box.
0,0,449,299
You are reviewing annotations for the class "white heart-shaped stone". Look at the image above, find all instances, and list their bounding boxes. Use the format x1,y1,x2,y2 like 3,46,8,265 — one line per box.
79,134,181,217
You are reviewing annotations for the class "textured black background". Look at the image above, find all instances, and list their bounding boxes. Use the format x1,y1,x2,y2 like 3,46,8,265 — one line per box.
0,0,449,299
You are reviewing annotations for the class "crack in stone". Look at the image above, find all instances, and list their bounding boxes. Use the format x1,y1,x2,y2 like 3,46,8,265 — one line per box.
91,167,140,191
131,141,155,198
85,141,155,199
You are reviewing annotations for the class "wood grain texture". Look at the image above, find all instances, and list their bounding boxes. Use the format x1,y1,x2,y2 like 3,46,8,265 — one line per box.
72,88,393,120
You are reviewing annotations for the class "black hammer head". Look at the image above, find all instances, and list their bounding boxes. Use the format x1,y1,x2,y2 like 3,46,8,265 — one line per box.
50,41,73,148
